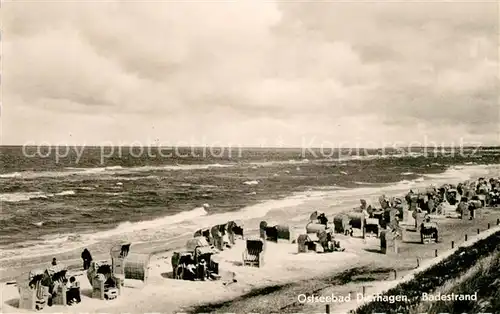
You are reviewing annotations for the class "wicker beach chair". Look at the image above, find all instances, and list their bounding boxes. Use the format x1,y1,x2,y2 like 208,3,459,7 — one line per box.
242,238,264,267
365,218,380,237
110,243,151,283
333,214,351,235
18,269,49,311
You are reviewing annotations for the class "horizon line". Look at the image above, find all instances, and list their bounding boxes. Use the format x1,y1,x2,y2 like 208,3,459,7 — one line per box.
1,145,499,149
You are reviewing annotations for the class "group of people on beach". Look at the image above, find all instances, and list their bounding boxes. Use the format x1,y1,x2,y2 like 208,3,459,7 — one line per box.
40,175,498,309
44,258,82,307
45,248,92,307
355,176,500,223
178,255,209,281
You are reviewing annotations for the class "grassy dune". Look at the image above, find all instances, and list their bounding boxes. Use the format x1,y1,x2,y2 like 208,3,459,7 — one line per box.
355,231,500,313
415,250,500,313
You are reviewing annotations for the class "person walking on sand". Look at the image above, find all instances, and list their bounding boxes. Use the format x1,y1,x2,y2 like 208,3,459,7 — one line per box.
81,248,92,270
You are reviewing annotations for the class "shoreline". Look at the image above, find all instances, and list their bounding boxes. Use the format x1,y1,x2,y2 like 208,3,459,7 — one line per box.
2,208,500,312
1,163,499,313
0,162,495,280
0,155,470,248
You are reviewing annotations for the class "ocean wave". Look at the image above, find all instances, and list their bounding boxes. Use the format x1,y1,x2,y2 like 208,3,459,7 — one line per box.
0,163,234,180
354,181,380,185
0,190,76,203
243,180,259,185
248,159,311,167
0,192,48,202
0,207,209,261
86,206,209,240
401,172,414,175
0,194,307,262
0,172,23,179
77,186,96,191
103,192,126,196
0,233,93,261
326,152,426,162
55,190,76,196
134,163,232,172
1,163,497,264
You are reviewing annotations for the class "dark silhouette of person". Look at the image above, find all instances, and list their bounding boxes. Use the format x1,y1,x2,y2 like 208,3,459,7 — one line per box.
51,258,57,266
81,248,92,270
119,244,130,258
317,213,328,225
182,256,196,281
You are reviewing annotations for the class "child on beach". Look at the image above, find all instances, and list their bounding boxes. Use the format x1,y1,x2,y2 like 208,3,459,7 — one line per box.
66,276,81,305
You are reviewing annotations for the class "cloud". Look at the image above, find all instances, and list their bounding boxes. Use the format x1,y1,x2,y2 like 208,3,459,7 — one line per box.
2,0,498,146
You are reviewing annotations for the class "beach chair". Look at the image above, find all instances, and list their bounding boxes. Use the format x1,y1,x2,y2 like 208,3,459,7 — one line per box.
333,214,351,235
110,243,150,284
307,232,325,252
210,225,225,251
87,261,120,300
297,234,317,253
44,264,68,306
445,189,460,206
242,239,265,267
276,224,295,243
380,230,399,255
420,222,438,244
347,212,366,238
18,269,49,311
124,253,151,283
227,220,244,244
194,245,219,276
171,252,193,279
365,218,381,237
194,228,213,245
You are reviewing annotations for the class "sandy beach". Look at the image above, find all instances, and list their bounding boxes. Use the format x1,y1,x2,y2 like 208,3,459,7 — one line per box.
2,204,499,314
4,0,499,312
2,162,499,314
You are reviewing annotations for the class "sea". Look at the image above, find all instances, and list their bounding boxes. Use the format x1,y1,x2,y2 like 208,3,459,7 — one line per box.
0,146,499,270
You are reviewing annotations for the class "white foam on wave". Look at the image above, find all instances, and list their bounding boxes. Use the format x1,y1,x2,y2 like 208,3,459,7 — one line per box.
103,192,124,196
401,172,414,175
77,186,96,191
0,189,321,262
248,159,311,167
0,234,96,261
55,190,76,196
354,181,380,185
0,190,76,203
87,207,208,240
1,164,497,263
0,206,210,262
0,163,234,180
31,167,485,250
0,192,48,202
0,172,23,178
243,180,259,185
152,163,232,171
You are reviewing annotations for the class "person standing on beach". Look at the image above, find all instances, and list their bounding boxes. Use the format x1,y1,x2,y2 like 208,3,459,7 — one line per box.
51,258,57,266
81,248,92,270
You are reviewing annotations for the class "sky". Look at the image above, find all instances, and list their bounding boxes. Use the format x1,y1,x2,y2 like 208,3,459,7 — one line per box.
2,0,499,147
